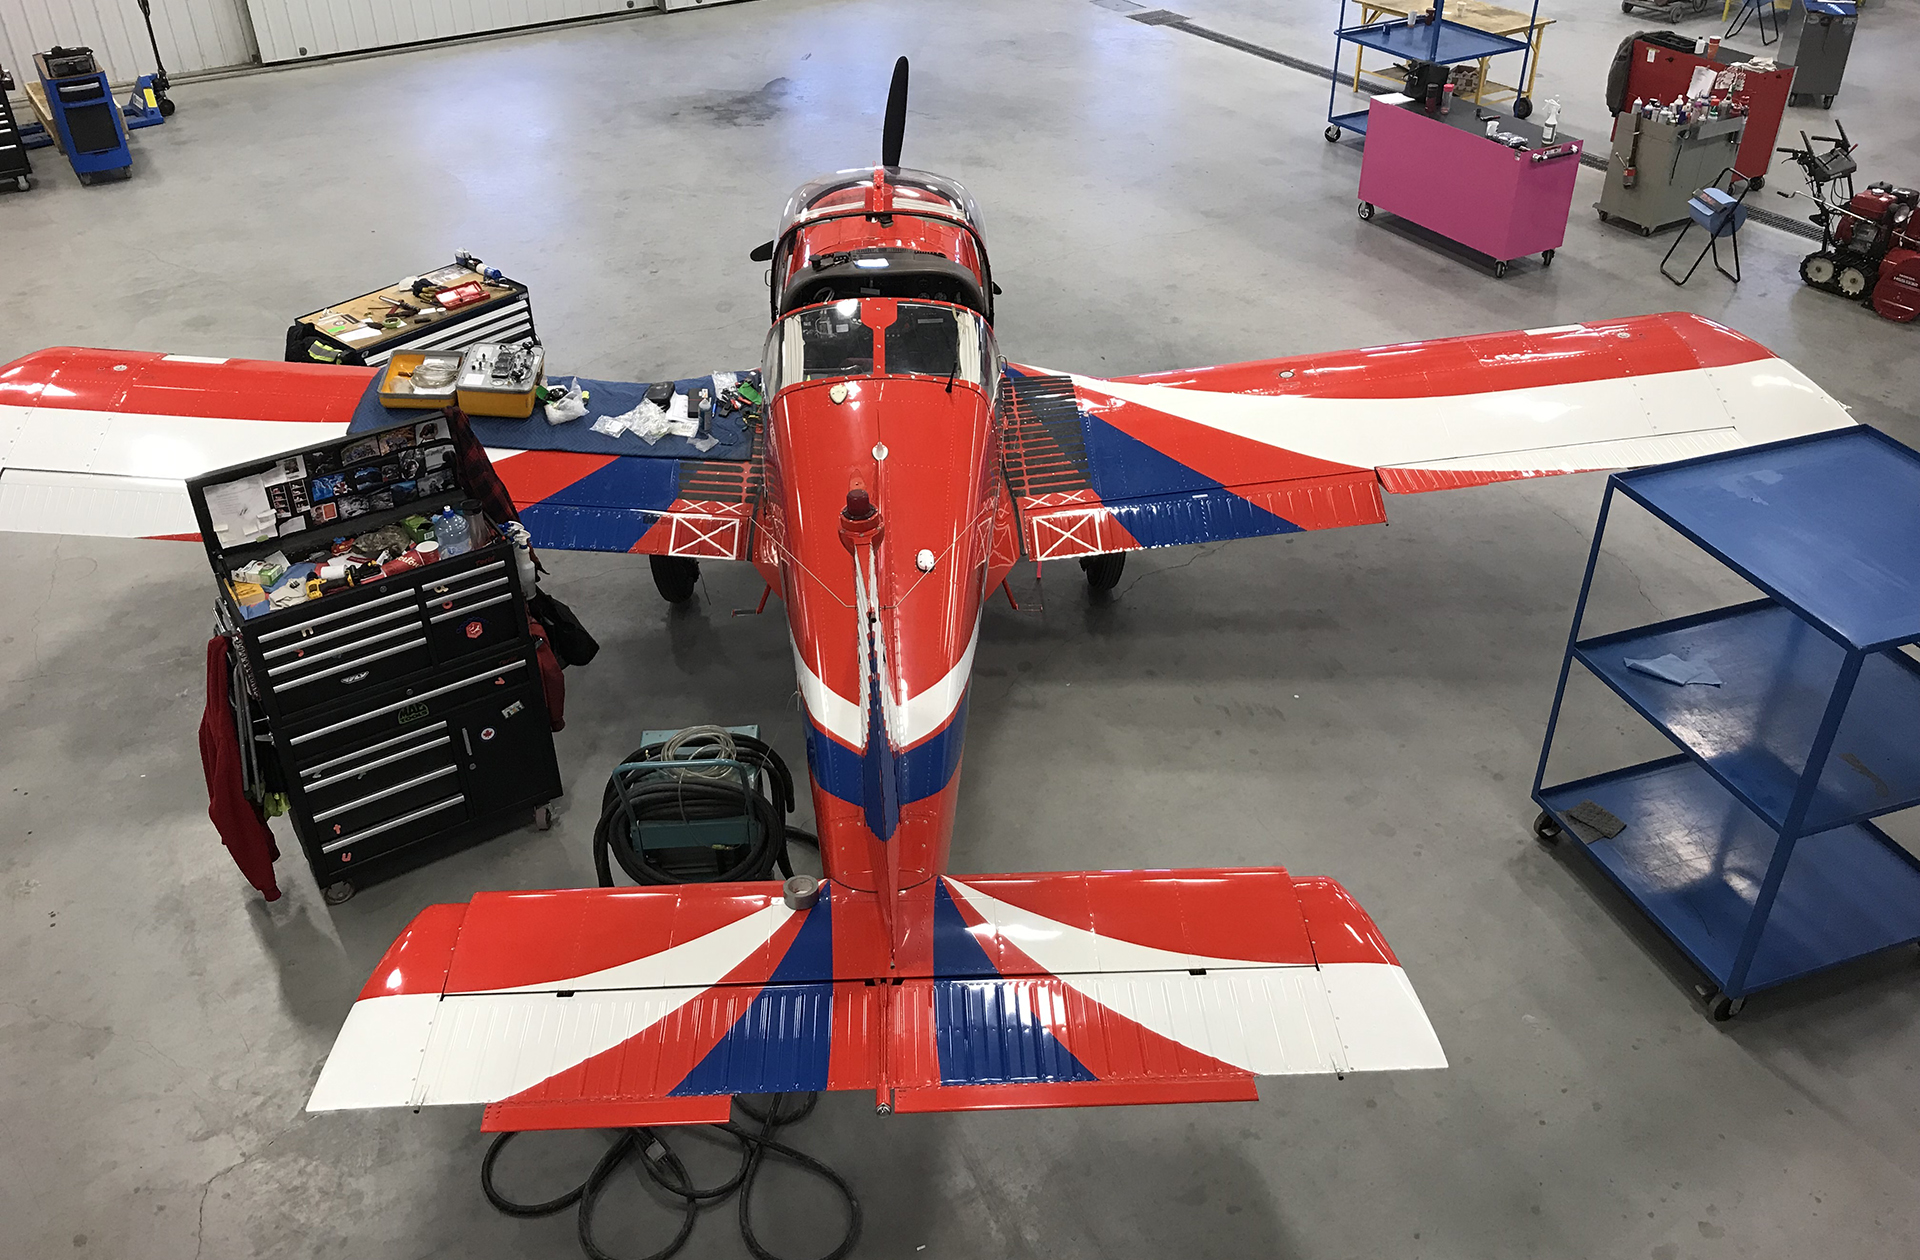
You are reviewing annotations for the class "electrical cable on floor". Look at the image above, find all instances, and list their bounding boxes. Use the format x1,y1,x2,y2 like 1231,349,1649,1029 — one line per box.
480,1093,860,1260
479,729,850,1260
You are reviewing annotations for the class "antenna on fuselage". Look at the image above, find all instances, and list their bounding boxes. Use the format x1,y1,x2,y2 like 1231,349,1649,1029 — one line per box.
881,57,909,168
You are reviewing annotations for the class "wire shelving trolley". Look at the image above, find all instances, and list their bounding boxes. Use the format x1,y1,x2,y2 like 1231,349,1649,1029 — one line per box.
1325,0,1544,143
1531,427,1920,1021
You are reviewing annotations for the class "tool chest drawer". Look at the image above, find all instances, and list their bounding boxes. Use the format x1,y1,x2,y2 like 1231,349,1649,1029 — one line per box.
310,791,470,874
294,720,461,814
420,559,524,662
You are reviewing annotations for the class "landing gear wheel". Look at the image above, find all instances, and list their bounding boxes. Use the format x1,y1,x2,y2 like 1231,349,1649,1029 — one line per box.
1513,96,1533,120
1493,259,1510,279
1707,993,1744,1022
1358,201,1374,220
1080,552,1126,593
322,881,356,906
532,805,553,831
1542,248,1555,266
1325,124,1342,142
1801,252,1836,288
1532,810,1562,843
1837,264,1870,297
649,554,700,604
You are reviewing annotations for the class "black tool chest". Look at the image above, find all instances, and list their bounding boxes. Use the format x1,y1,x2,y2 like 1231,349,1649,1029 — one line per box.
284,264,536,369
0,63,32,189
190,422,560,902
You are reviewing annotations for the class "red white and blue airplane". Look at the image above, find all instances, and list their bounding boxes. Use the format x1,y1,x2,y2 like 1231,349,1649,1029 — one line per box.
0,61,1854,1126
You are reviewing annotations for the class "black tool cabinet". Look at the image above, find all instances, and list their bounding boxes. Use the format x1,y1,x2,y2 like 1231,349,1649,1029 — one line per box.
190,424,561,904
0,64,31,190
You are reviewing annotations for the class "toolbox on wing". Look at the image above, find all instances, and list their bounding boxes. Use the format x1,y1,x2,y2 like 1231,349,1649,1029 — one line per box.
188,418,561,904
285,258,536,369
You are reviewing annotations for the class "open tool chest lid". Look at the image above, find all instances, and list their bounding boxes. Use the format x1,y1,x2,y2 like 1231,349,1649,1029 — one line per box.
185,416,495,622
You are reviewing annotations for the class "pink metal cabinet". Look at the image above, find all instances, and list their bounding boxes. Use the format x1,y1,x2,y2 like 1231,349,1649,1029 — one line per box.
1357,97,1583,275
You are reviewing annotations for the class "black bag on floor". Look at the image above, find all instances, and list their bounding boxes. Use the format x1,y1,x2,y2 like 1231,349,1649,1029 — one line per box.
527,590,600,667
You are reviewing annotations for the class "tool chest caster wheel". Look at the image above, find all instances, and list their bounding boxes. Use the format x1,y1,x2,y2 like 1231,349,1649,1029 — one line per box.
1532,810,1562,843
13,176,26,192
1707,993,1744,1022
1493,260,1510,279
1542,249,1555,266
533,805,553,831
1358,201,1374,220
1639,225,1653,237
323,881,356,905
1324,124,1341,142
1747,175,1764,192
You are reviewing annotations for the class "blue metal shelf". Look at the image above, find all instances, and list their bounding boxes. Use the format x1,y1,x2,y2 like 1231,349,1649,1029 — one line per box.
1533,426,1920,1008
1329,108,1373,136
1539,758,1920,993
1615,426,1920,653
1324,0,1542,140
1336,19,1528,64
1574,600,1920,833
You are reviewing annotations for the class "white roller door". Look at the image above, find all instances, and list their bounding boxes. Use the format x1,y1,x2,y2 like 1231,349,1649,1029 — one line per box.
0,0,259,84
243,0,648,63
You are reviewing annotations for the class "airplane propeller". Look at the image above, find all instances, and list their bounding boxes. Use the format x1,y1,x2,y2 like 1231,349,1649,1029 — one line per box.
749,57,911,263
881,56,909,169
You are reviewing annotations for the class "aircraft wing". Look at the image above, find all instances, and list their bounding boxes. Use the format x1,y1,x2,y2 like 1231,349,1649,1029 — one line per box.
308,868,1443,1129
0,348,760,559
999,312,1856,560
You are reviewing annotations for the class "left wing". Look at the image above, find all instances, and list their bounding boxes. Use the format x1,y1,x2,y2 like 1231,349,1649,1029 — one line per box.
1000,312,1855,560
0,348,760,559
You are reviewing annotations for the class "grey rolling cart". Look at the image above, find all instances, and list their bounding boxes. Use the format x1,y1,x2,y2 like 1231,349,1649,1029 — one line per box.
1780,0,1857,109
1597,112,1747,236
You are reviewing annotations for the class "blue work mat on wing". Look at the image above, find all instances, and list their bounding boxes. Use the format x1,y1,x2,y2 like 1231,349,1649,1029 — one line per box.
346,371,759,462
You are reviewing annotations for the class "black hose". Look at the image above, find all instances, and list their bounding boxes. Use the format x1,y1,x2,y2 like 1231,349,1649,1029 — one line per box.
479,1094,861,1260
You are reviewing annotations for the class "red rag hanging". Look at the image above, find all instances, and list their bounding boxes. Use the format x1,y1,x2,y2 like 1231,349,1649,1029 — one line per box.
198,636,283,901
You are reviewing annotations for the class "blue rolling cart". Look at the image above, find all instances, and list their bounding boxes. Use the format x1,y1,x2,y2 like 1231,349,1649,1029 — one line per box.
1324,0,1542,144
1532,426,1920,1020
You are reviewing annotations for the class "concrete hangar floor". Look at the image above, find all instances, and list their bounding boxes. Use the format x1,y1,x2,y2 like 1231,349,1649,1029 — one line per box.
2,0,1917,1257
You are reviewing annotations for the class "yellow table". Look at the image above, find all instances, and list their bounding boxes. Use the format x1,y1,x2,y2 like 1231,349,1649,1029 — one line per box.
1350,0,1553,110
22,81,64,153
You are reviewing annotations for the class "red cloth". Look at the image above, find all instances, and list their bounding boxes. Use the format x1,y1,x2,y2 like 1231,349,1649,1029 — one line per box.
528,617,566,732
198,637,282,901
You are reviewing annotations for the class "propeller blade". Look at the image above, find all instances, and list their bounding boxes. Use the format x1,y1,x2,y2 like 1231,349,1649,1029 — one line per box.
881,57,908,168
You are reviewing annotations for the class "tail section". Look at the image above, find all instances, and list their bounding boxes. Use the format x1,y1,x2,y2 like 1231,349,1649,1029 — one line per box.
307,869,1441,1129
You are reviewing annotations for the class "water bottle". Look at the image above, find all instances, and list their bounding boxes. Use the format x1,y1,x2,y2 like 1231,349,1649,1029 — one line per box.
436,506,472,558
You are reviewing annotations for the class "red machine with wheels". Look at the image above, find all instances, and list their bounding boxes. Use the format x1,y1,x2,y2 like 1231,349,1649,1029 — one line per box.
1778,123,1920,323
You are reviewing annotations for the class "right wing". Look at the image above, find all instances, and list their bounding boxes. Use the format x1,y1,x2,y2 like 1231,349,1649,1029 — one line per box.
999,312,1855,560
